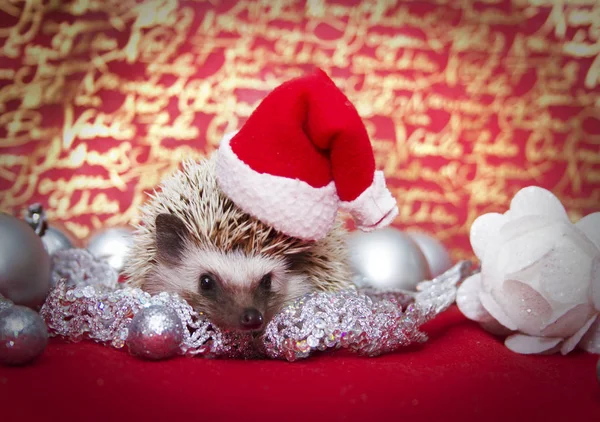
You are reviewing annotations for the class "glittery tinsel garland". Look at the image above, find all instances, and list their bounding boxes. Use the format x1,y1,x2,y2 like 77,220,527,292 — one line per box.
50,249,119,289
263,261,474,360
40,249,475,361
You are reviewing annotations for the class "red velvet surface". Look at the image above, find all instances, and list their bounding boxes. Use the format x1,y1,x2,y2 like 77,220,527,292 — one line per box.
1,307,598,422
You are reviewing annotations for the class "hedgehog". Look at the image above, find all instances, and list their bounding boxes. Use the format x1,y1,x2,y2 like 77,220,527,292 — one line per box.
124,69,399,332
124,154,352,332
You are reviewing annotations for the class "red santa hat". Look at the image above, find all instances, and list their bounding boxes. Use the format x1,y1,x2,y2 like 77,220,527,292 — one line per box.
215,68,398,241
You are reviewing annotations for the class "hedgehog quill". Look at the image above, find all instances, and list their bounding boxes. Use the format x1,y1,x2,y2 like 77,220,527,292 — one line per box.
124,69,398,333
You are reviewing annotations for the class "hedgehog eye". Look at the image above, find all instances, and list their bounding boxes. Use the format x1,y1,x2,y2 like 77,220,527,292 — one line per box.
199,274,216,291
259,273,272,290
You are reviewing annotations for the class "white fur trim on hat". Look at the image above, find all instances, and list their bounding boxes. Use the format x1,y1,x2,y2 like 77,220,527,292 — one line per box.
339,171,398,231
215,133,340,241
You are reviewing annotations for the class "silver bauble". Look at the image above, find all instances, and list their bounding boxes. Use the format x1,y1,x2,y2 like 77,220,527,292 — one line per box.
407,231,453,278
42,226,75,256
347,227,431,291
127,305,184,360
23,204,75,256
0,214,52,308
0,305,48,365
87,227,133,273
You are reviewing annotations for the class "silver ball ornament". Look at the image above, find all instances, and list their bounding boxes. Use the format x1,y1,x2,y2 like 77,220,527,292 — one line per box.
127,305,184,360
0,214,52,308
347,227,431,291
407,231,452,278
42,226,75,256
0,305,48,365
23,204,75,256
87,227,133,273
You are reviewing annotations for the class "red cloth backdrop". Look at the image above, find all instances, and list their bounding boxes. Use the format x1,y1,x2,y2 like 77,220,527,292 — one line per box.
1,0,598,259
1,1,599,421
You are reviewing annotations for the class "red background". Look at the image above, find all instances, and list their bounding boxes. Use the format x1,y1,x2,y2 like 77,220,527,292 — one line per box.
1,0,599,420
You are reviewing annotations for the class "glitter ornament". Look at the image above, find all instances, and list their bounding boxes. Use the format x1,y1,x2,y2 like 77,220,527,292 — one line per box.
0,214,52,308
127,305,184,360
40,251,473,361
0,305,49,365
87,227,133,273
347,227,431,291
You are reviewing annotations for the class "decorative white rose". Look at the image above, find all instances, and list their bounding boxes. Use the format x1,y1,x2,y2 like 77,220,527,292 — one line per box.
457,186,600,355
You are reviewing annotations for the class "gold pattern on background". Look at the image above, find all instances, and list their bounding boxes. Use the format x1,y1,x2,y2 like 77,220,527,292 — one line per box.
1,0,599,260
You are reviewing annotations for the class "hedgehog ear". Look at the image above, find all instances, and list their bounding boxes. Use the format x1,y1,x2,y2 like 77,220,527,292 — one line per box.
155,213,188,265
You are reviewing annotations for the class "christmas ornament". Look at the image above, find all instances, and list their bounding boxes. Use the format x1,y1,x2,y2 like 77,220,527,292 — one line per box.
0,214,51,308
0,305,48,365
87,227,133,273
126,305,184,360
24,203,75,256
407,231,453,278
457,186,600,355
41,226,75,256
51,248,118,288
40,253,473,361
347,227,431,291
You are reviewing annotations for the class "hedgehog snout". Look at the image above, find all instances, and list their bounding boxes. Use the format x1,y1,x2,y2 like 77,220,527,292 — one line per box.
239,308,264,330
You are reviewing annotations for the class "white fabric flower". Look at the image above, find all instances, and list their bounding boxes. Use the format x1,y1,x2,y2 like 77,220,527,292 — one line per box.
457,186,600,355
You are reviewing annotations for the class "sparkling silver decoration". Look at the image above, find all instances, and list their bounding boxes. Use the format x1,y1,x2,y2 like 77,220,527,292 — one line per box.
87,227,133,273
40,257,473,361
51,248,118,288
0,305,49,365
24,204,75,256
127,305,184,360
264,261,473,360
41,279,257,358
347,227,432,291
0,214,52,308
